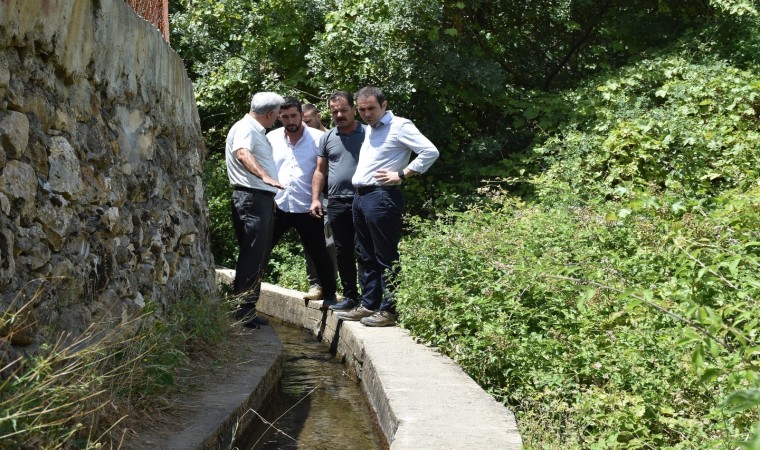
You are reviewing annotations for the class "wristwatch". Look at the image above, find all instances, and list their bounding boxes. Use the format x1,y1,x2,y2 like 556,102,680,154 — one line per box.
398,170,406,180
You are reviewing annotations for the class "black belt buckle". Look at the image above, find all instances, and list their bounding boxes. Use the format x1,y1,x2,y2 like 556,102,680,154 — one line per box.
356,185,376,195
356,185,399,195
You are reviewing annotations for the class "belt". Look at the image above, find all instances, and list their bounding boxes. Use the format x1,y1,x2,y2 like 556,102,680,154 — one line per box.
233,186,276,197
355,185,400,195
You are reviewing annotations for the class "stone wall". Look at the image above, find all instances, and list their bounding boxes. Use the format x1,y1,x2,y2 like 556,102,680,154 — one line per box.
0,0,214,348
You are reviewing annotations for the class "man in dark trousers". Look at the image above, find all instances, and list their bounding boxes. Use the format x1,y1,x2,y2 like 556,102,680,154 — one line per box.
226,92,285,328
267,97,338,308
310,91,365,312
302,102,337,301
337,86,439,327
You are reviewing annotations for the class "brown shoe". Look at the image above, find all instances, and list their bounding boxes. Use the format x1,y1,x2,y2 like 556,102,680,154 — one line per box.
336,305,375,321
303,285,323,300
360,311,397,327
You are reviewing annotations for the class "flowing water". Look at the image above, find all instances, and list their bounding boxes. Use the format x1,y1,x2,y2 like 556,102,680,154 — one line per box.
234,321,383,450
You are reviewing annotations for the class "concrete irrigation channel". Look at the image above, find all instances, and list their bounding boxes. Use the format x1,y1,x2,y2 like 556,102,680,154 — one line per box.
254,282,523,450
129,270,523,449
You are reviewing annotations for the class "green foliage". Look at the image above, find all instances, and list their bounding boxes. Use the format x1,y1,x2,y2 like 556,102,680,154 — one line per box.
397,186,759,448
203,153,236,267
171,0,327,150
172,0,752,254
171,0,760,446
491,51,760,209
267,233,311,292
395,19,760,448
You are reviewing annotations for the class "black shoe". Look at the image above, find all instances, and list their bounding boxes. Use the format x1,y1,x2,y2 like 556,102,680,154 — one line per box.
235,305,268,328
320,295,339,310
329,298,358,311
242,315,269,329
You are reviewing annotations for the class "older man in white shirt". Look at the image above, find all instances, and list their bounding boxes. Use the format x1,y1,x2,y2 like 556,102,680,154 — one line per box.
267,97,338,308
226,92,285,329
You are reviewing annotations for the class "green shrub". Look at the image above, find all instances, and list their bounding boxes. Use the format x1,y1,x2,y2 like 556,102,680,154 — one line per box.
204,153,237,268
490,52,760,210
396,186,759,448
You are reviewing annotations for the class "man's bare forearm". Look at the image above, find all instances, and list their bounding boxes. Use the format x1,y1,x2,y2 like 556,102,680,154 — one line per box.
309,158,328,217
235,149,283,188
311,157,328,202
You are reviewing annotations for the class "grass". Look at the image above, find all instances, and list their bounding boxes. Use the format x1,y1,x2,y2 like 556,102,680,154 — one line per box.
0,283,234,449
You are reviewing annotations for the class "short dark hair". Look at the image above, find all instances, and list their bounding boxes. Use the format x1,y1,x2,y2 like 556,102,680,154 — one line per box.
281,96,302,113
302,103,319,115
355,86,384,106
328,91,354,108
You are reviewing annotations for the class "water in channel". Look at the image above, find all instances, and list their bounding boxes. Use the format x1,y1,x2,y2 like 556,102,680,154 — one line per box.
234,321,383,450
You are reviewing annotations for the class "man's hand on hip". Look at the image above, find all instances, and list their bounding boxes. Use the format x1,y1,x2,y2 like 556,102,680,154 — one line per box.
374,169,402,184
263,175,284,189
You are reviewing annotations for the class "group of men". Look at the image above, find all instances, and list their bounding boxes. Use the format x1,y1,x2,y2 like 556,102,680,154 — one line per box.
225,87,439,329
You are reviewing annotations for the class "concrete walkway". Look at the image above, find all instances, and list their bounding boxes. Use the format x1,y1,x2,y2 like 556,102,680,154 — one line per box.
123,325,282,450
257,282,523,450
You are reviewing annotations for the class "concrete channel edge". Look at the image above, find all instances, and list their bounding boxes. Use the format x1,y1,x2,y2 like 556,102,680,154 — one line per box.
248,278,523,450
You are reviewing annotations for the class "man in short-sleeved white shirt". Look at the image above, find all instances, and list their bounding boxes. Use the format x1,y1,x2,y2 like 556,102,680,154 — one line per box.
226,92,284,328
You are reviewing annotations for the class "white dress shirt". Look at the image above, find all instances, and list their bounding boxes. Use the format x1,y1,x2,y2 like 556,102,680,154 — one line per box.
352,111,439,187
267,126,325,213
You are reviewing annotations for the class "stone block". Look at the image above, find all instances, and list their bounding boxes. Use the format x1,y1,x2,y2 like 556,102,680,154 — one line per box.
0,110,30,159
26,126,50,176
78,165,109,205
0,160,36,202
103,207,120,233
0,192,9,215
35,195,74,252
52,108,73,133
16,224,50,270
24,91,52,131
48,136,83,199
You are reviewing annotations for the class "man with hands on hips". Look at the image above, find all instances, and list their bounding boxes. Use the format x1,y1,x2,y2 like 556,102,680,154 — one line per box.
336,86,439,327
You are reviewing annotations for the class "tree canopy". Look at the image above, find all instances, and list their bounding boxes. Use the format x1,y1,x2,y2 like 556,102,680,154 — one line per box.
171,0,758,203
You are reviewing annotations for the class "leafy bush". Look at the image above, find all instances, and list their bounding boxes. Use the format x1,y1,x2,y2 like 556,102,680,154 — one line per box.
171,1,760,447
204,153,237,268
496,53,760,208
397,41,759,448
397,186,759,448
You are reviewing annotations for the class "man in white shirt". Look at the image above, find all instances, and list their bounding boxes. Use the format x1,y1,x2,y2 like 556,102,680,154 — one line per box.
267,97,338,308
226,92,285,328
336,86,439,327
